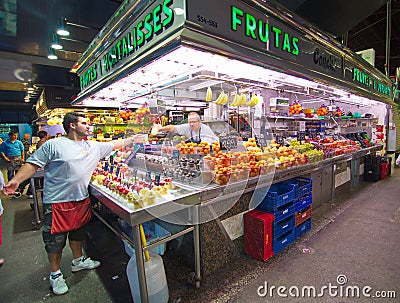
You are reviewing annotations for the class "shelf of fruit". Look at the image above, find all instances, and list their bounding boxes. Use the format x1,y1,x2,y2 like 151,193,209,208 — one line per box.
89,135,382,224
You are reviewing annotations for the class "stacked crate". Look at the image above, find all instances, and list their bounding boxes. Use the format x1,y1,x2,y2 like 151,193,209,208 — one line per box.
287,177,313,239
243,210,274,261
256,183,297,254
364,155,383,182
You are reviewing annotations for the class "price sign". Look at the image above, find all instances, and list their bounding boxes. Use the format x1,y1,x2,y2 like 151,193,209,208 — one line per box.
154,173,161,186
219,134,238,151
276,135,284,146
256,135,267,148
298,131,306,141
145,171,152,183
172,150,180,160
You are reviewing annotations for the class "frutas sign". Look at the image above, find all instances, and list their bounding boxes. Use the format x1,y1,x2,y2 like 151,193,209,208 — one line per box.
79,0,180,91
230,6,300,56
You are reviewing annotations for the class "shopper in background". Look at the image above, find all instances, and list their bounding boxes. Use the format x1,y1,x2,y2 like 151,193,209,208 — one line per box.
21,133,31,159
0,130,24,198
36,130,49,149
2,112,143,295
157,112,218,145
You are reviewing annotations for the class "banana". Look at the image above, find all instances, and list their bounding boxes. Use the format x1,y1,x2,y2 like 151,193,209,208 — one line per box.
246,94,259,107
214,92,224,104
206,86,212,102
238,93,247,106
220,93,228,105
230,93,239,106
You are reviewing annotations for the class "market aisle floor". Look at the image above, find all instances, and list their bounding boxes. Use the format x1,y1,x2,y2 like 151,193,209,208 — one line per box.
0,169,399,303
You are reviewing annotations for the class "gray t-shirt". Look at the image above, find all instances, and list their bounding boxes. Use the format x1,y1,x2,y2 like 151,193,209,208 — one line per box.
174,123,218,144
27,137,113,204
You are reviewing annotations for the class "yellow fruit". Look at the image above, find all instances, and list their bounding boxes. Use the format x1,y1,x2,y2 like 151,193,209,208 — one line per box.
206,86,212,102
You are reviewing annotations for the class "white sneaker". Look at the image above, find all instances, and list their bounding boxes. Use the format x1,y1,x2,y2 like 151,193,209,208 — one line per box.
71,256,101,272
50,273,68,295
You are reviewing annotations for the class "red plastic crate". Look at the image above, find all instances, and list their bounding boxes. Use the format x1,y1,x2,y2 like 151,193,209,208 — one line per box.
295,205,312,226
380,162,389,180
244,210,274,262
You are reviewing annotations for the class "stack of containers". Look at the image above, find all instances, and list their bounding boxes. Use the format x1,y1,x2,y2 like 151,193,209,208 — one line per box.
255,183,297,254
286,177,313,239
243,210,274,261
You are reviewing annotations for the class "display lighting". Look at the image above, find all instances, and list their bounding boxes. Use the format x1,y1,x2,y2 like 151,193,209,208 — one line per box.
76,46,381,108
47,48,58,60
56,18,70,36
50,34,63,50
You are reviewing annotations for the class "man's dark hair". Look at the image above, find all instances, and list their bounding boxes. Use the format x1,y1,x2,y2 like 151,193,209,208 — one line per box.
38,130,48,139
8,129,18,136
62,113,86,134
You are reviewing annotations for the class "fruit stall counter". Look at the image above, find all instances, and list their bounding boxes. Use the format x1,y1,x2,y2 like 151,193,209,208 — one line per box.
89,144,382,278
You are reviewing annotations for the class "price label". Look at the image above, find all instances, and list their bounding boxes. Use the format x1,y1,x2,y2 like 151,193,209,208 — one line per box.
276,135,284,146
256,135,267,148
298,131,306,141
219,134,238,151
145,171,152,183
154,173,161,186
172,150,180,159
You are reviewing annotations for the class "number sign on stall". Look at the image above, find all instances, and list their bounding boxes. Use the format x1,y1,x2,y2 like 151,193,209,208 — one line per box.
219,134,238,151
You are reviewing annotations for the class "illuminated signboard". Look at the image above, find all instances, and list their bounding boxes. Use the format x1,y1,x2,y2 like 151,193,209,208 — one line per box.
186,0,343,78
79,0,185,92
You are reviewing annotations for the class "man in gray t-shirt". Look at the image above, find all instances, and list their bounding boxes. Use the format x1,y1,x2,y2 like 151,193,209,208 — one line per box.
2,113,142,296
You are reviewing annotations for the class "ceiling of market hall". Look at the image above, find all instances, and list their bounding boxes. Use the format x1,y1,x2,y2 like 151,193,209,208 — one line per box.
0,0,398,123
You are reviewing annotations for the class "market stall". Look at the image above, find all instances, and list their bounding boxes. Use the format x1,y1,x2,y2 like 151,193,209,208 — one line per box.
70,0,394,302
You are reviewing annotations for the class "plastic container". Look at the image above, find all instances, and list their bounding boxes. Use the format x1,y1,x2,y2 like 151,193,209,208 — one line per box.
295,218,312,239
127,251,169,303
295,205,312,226
244,210,274,262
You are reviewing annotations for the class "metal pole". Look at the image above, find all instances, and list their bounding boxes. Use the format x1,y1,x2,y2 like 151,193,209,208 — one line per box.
193,206,202,288
385,0,391,76
30,177,41,226
132,225,149,303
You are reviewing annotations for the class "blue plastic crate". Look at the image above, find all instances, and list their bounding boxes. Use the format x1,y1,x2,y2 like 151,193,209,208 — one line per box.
120,220,171,256
273,214,295,239
257,200,296,223
273,228,296,254
284,177,312,199
256,183,296,209
295,194,312,212
295,218,312,239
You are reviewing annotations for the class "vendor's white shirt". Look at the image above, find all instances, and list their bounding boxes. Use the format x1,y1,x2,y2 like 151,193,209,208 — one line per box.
174,123,218,145
27,137,113,204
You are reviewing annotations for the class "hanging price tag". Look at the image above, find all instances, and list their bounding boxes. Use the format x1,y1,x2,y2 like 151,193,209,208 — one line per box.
298,131,306,141
219,134,238,151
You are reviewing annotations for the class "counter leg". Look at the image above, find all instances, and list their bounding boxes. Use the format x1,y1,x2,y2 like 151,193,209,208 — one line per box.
30,178,41,226
193,206,201,288
351,158,360,188
132,224,149,303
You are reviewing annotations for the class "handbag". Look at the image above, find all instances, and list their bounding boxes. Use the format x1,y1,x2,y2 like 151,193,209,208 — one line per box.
51,197,92,234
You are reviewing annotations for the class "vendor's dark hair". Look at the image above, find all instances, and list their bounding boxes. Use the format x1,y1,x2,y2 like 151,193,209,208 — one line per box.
9,129,18,136
63,113,86,133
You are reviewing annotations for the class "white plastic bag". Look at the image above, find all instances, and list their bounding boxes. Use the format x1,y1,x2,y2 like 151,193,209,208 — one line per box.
396,154,400,166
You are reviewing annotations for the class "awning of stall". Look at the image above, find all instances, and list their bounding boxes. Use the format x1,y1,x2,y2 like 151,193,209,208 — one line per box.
71,0,395,109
